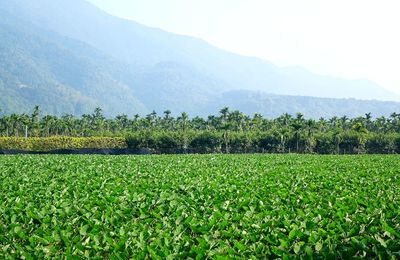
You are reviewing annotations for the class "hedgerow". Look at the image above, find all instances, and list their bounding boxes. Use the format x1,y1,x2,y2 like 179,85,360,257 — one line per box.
0,137,126,151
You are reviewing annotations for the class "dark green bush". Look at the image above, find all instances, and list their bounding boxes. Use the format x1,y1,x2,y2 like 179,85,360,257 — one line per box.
258,133,279,153
156,133,180,149
126,132,156,149
125,133,142,149
314,134,335,154
189,132,221,153
394,135,400,154
229,132,256,153
287,136,308,153
340,132,366,154
365,134,396,154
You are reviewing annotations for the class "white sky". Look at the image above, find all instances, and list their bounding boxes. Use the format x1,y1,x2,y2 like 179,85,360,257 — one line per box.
86,0,400,94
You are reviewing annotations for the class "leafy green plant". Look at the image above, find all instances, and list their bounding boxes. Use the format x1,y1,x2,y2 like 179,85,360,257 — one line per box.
0,154,399,258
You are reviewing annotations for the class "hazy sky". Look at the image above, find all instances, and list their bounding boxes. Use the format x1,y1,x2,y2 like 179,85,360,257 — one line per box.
86,0,400,94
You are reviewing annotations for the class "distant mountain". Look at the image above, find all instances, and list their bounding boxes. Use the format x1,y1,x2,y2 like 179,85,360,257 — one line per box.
0,9,147,115
208,90,400,118
1,0,397,101
0,0,399,118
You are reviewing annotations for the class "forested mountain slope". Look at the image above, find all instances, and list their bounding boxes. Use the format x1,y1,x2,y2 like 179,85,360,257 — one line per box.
0,0,399,117
1,0,398,101
0,10,147,115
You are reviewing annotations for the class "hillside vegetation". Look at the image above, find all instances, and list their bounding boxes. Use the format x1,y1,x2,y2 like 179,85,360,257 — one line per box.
0,0,399,117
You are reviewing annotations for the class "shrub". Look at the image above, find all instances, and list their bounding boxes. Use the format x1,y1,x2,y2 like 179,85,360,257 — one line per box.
394,135,400,154
0,137,126,151
126,131,157,150
314,134,335,154
287,136,308,153
125,133,142,149
365,134,396,154
258,133,279,153
0,137,32,150
189,132,221,153
156,133,180,149
340,132,366,154
229,132,256,153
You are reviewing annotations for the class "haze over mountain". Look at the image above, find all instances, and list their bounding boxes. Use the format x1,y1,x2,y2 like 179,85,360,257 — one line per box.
0,0,399,118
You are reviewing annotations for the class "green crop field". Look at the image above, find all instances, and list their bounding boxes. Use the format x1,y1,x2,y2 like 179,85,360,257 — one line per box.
1,155,400,258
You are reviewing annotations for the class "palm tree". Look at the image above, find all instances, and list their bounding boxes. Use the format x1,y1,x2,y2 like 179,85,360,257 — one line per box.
80,114,92,136
374,116,388,133
92,107,105,132
291,113,305,152
340,116,349,131
41,115,58,137
352,122,368,134
177,112,189,150
10,113,23,137
389,113,400,132
317,117,328,132
191,116,206,131
1,115,12,137
275,127,290,153
177,112,189,132
30,106,41,137
221,122,231,153
145,110,158,130
250,113,263,131
333,130,342,154
219,107,230,123
291,122,303,152
207,115,219,130
304,119,317,153
329,116,343,130
115,114,129,132
162,110,173,130
275,113,293,130
365,112,372,131
163,110,172,119
132,114,140,131
61,114,77,136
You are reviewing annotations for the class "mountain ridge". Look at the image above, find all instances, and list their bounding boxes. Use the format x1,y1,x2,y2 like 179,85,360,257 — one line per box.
0,0,399,118
1,0,397,101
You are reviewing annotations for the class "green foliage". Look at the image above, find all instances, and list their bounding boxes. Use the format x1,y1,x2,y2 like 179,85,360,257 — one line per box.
258,132,280,153
126,131,182,151
189,132,222,153
314,134,336,154
0,137,126,151
125,133,142,149
0,154,400,258
156,133,181,150
1,106,400,154
229,132,256,153
2,132,400,154
365,134,397,154
340,131,366,154
395,136,400,154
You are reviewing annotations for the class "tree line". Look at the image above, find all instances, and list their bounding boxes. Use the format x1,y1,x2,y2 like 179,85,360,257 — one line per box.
1,106,400,154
